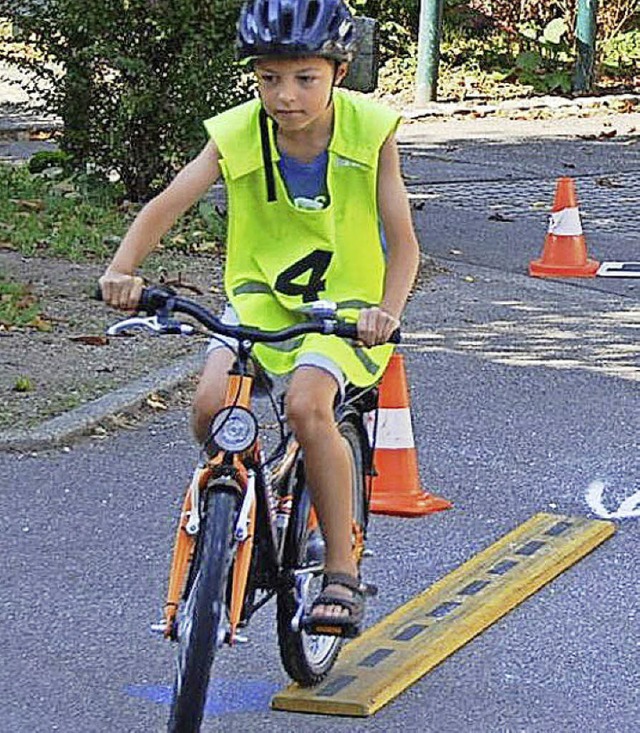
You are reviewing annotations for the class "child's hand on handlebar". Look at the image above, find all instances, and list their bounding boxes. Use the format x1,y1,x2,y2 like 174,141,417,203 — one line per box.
98,270,145,311
357,306,400,347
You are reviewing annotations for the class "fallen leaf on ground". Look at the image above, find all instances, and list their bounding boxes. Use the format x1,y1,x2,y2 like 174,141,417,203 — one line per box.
194,241,220,253
9,199,45,211
109,414,137,429
161,278,204,295
69,334,110,346
30,316,53,332
146,393,168,410
596,177,624,188
578,129,618,141
29,131,55,141
615,100,637,114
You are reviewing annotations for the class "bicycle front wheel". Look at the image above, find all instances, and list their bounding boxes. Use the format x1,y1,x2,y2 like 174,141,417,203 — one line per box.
168,483,239,733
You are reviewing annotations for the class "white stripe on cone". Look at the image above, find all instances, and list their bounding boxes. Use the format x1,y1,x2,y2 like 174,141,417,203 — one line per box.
548,207,583,236
364,408,415,450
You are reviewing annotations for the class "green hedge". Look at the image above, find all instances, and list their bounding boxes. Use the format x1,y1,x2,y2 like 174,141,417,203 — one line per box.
3,0,250,201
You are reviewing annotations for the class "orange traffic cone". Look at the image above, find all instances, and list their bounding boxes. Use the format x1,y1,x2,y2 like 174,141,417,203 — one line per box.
529,177,599,277
367,353,452,517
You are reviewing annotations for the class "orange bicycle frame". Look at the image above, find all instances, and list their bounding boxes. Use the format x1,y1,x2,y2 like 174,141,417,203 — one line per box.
163,372,257,642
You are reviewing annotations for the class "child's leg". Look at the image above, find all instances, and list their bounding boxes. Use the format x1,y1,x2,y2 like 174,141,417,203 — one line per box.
191,347,235,443
286,365,356,620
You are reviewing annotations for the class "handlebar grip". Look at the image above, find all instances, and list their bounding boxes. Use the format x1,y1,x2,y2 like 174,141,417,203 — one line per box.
137,287,152,311
131,285,173,312
94,278,153,308
333,322,402,344
93,285,147,308
333,322,359,339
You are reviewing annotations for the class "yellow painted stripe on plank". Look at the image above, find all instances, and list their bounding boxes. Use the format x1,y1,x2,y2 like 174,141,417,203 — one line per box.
272,512,615,717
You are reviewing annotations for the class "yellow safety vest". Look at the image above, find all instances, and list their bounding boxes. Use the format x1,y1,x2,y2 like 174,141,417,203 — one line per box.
204,89,400,386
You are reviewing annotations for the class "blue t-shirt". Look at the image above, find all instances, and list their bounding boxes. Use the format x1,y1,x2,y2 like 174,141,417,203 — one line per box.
277,149,328,209
277,148,387,249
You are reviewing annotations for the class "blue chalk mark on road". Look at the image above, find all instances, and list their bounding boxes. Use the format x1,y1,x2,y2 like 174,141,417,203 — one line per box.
125,678,280,716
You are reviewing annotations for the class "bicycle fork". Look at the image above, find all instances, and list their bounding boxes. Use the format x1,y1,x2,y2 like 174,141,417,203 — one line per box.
228,469,256,644
155,465,207,640
156,372,258,646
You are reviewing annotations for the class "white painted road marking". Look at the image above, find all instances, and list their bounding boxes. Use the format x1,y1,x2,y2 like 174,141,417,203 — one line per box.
404,300,640,384
586,480,640,519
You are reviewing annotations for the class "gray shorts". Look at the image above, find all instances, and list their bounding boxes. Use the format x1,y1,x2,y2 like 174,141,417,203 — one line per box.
207,304,345,396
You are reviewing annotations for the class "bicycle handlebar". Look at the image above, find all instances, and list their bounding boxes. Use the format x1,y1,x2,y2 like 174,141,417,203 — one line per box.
96,285,401,344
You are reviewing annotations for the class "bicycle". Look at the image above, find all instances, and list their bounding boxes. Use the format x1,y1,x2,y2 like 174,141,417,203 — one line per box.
103,285,399,732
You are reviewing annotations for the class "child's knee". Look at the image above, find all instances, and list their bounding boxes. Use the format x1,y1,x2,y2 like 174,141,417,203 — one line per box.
286,388,333,439
191,392,221,443
192,387,222,422
191,350,233,442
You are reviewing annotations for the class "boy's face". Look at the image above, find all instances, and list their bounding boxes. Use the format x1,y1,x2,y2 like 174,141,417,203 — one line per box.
254,56,348,132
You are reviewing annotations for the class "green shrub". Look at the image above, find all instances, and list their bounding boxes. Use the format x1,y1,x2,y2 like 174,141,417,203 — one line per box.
2,0,249,201
600,28,640,74
348,1,420,61
28,150,73,174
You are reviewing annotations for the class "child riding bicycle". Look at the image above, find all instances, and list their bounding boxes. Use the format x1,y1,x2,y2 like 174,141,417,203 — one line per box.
99,0,420,637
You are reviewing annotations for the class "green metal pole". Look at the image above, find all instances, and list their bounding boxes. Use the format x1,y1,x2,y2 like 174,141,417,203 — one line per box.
573,0,598,92
415,0,444,105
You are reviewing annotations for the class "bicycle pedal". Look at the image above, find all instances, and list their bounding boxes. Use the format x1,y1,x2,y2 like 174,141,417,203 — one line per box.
225,631,249,644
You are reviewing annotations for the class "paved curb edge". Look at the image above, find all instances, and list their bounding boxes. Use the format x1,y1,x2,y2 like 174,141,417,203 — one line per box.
0,350,205,452
402,92,640,119
1,93,638,139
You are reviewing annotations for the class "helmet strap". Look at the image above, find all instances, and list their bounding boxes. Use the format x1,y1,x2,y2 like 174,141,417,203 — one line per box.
326,60,340,108
259,106,277,203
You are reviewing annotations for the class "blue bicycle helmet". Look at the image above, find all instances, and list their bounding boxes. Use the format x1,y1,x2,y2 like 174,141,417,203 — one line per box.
237,0,357,63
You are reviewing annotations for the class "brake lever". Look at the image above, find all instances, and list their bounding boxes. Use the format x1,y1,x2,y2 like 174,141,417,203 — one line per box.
106,315,196,336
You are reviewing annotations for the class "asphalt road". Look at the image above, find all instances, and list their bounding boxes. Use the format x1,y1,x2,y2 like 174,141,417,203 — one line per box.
2,126,639,732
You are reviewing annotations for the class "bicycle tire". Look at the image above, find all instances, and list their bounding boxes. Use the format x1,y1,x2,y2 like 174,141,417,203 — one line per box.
167,483,239,733
276,415,366,686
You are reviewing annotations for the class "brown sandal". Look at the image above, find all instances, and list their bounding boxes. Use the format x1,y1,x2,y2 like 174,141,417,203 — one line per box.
302,572,366,638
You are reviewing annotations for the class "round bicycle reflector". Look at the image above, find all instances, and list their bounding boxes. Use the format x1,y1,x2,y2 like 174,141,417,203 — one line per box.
210,406,258,452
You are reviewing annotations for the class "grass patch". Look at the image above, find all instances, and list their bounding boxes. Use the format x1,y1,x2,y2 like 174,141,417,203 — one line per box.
0,273,43,328
0,164,227,262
